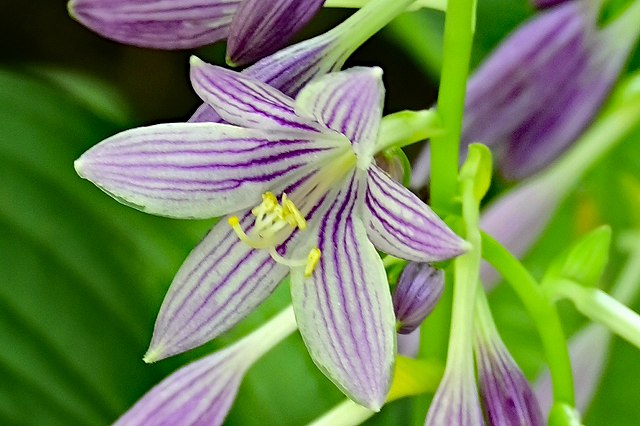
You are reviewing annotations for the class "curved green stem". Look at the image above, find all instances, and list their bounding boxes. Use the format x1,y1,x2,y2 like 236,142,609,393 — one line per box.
429,0,476,214
481,232,575,406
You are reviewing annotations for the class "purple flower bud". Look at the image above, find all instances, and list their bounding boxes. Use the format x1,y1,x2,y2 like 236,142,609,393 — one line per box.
474,295,544,426
412,1,636,185
68,0,323,65
425,369,485,426
466,1,638,179
392,263,445,334
227,0,325,66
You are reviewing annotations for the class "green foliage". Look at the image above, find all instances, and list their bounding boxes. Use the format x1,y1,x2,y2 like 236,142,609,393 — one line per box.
543,226,612,290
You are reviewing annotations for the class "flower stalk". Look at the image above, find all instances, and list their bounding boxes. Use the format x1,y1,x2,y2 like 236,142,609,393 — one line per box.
429,0,476,213
481,232,575,406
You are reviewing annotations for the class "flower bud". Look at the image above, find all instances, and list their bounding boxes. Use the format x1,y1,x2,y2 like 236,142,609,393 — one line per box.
474,293,544,426
226,0,325,66
392,263,444,334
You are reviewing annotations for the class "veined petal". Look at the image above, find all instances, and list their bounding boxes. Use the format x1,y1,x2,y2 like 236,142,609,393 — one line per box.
290,172,396,411
364,165,467,262
189,31,342,123
75,122,343,219
295,67,385,155
227,0,324,66
190,58,326,133
118,306,297,425
115,348,245,426
68,0,240,49
146,213,287,361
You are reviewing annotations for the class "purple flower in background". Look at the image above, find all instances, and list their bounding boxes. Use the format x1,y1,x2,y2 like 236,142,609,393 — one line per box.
412,0,638,185
115,307,297,426
532,0,571,9
75,61,466,409
393,262,445,334
474,294,544,426
68,0,324,65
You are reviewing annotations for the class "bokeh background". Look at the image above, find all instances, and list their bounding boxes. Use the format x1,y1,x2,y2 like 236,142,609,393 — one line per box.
1,0,640,425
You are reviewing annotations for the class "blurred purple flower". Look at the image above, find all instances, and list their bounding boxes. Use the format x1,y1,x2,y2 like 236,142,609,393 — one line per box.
393,262,445,334
412,0,637,185
75,62,466,410
68,0,323,65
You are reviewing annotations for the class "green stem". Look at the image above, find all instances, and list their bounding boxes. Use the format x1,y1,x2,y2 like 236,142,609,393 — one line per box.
553,280,640,350
481,232,575,405
324,0,447,11
328,0,425,66
376,109,443,152
429,0,476,213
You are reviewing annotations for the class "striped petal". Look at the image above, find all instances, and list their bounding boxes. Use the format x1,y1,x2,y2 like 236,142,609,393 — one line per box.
364,165,467,262
290,172,396,411
75,122,343,219
190,58,326,133
68,0,240,49
115,347,245,426
117,307,297,426
189,32,343,123
295,67,385,155
145,212,287,361
227,0,324,66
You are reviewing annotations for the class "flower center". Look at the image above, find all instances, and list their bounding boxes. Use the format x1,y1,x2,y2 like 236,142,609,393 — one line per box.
228,192,321,277
228,148,356,277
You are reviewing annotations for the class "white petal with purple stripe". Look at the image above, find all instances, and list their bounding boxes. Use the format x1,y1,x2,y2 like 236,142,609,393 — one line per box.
290,172,395,411
115,348,245,426
364,165,467,262
190,58,328,133
75,122,344,219
295,67,385,155
145,212,288,361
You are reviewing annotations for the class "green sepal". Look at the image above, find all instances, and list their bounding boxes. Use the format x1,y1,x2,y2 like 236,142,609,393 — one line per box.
542,225,612,289
458,143,493,202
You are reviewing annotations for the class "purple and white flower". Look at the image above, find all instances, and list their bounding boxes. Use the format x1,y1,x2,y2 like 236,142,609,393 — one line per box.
68,0,324,65
75,61,466,409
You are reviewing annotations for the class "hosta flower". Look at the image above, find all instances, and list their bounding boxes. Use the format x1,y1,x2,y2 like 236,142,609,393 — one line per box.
115,306,297,426
412,0,639,184
75,61,466,409
393,262,444,334
68,0,324,65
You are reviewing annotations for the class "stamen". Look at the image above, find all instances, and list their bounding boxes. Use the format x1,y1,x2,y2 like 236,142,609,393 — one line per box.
228,216,272,249
305,248,322,277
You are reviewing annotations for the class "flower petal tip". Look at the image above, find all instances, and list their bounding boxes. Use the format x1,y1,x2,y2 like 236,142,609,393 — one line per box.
189,55,206,68
143,346,165,364
73,157,87,179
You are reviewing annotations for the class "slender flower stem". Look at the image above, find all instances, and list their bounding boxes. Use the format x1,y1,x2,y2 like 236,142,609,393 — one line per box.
307,399,373,426
244,305,298,362
324,0,447,11
481,233,575,405
429,0,476,213
552,280,640,350
611,231,640,304
376,109,442,152
328,0,429,66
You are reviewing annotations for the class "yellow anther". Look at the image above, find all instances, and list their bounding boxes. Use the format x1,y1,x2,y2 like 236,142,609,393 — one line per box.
304,248,321,277
262,192,278,211
228,216,240,227
281,193,307,230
